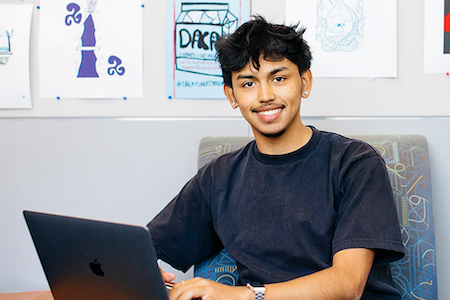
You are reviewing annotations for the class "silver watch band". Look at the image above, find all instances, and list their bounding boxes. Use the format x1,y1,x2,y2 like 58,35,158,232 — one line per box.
246,283,266,300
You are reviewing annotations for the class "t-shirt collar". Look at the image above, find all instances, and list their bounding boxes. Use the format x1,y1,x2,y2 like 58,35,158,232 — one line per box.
252,126,321,165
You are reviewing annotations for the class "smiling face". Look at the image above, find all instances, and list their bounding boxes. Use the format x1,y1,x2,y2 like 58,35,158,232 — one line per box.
224,57,312,150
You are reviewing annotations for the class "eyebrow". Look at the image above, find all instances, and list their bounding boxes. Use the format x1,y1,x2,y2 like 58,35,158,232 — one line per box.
236,66,289,80
236,74,255,80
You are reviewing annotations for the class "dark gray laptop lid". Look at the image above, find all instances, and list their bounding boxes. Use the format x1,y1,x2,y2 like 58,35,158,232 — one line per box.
23,210,169,300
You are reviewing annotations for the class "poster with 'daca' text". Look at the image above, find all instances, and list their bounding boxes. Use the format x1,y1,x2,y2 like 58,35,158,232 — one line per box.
166,0,249,99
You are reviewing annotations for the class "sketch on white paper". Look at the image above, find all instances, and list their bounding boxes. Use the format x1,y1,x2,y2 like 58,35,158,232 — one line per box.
0,5,33,109
39,0,142,99
286,0,397,78
0,20,13,65
316,0,364,52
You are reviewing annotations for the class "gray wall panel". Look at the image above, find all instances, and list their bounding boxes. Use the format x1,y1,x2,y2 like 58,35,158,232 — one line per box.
0,118,250,292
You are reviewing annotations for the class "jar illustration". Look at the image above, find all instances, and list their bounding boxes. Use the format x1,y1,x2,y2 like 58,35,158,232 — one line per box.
175,3,238,76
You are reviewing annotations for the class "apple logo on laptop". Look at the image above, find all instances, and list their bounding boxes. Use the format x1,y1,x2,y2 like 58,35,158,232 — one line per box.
89,259,105,277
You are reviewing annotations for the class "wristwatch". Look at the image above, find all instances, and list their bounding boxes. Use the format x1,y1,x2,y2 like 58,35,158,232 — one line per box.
246,282,266,300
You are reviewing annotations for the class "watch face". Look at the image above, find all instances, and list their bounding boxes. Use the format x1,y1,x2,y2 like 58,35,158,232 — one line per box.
251,282,265,287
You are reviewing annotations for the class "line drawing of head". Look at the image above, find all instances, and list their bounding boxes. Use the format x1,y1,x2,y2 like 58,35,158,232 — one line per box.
316,0,364,52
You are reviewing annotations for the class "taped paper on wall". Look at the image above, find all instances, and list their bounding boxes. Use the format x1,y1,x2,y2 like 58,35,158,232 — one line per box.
39,0,143,99
0,5,33,109
424,0,450,73
166,0,249,99
286,0,397,78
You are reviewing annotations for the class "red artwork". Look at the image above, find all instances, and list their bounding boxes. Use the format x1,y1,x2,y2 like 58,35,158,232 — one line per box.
445,12,450,32
445,0,450,53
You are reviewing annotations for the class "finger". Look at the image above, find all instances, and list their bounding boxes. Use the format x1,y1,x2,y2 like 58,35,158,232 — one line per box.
169,279,198,300
169,278,213,300
163,272,176,283
172,286,208,300
159,268,176,283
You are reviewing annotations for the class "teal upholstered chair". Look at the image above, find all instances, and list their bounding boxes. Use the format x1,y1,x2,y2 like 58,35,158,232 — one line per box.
193,135,438,300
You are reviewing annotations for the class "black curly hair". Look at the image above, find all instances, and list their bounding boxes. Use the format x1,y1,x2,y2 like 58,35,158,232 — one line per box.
215,15,312,87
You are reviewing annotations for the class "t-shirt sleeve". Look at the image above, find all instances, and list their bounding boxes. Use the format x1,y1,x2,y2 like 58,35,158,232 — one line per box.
147,166,222,272
332,148,405,265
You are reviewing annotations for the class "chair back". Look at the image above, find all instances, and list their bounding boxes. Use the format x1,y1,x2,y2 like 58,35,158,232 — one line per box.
194,135,438,300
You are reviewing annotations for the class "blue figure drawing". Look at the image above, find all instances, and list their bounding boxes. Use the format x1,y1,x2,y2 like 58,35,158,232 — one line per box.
65,1,126,78
78,14,99,77
66,1,100,78
316,0,364,52
78,0,99,77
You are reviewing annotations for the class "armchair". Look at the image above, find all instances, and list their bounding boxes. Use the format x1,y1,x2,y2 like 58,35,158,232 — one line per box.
193,135,438,300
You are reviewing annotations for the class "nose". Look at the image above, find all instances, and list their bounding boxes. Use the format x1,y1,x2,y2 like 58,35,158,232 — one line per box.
259,82,275,102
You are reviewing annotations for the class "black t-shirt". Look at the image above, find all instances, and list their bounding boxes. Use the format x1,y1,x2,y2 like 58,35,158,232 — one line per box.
148,127,405,298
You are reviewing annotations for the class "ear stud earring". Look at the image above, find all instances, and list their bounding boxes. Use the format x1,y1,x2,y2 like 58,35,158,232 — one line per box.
304,91,309,95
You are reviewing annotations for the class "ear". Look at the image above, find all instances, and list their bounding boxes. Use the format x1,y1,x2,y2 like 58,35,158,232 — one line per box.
224,85,239,109
301,69,313,99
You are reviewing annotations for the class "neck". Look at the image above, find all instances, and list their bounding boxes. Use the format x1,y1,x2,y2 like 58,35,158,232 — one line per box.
253,122,312,155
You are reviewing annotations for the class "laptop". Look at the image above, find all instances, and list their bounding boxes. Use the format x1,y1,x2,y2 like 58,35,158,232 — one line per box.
23,210,170,300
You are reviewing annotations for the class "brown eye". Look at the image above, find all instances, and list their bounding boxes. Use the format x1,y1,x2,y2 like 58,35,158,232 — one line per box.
273,77,285,82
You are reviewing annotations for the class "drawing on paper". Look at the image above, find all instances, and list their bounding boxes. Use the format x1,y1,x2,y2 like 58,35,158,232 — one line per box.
167,0,248,99
65,0,125,78
0,16,14,64
444,0,450,53
107,55,125,76
316,0,364,52
65,1,100,77
39,0,143,99
175,2,238,77
77,0,99,78
0,4,33,108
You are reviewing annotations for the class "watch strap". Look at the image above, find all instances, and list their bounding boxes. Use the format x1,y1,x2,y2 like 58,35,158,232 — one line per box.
246,282,266,300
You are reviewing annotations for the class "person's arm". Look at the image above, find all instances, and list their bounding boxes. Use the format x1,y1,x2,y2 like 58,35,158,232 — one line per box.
265,248,374,300
168,247,375,300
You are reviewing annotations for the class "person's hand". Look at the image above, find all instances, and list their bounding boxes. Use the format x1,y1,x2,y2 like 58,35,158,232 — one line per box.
168,277,252,300
160,268,176,283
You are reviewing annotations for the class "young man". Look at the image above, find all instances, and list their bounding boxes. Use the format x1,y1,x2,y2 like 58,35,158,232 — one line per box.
148,16,404,300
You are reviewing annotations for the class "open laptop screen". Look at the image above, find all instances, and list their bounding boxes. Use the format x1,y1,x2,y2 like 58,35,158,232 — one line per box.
24,210,169,300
